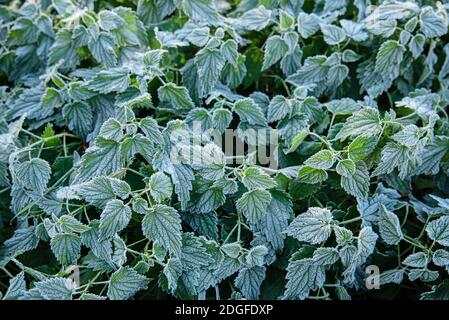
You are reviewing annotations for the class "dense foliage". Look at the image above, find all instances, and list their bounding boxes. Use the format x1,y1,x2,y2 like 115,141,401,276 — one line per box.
2,0,449,300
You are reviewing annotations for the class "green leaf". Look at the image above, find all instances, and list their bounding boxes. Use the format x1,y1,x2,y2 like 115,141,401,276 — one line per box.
325,98,361,115
62,102,93,139
336,107,383,141
420,6,448,38
340,161,370,199
233,98,267,126
267,95,291,123
262,35,288,71
158,82,195,110
221,243,241,259
286,130,308,154
375,40,405,74
403,252,429,268
58,215,90,234
35,278,77,300
432,249,449,267
86,67,130,94
246,245,268,267
107,266,149,300
180,233,213,269
379,269,405,285
426,216,449,247
139,117,163,143
304,150,336,170
4,272,26,300
195,48,226,96
50,233,82,265
73,137,124,183
99,199,132,240
286,207,334,245
241,167,277,190
256,190,292,250
212,108,232,133
15,158,51,194
141,204,183,256
88,32,118,68
336,159,356,177
348,136,378,161
297,166,328,184
237,5,272,31
283,258,325,300
181,0,221,25
221,39,239,65
73,176,131,208
148,172,173,203
236,189,272,224
320,24,346,45
99,118,124,141
297,13,321,38
235,266,266,300
312,247,340,265
379,205,403,245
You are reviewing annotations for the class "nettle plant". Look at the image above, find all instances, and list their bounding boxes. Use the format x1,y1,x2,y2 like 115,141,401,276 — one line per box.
1,0,449,301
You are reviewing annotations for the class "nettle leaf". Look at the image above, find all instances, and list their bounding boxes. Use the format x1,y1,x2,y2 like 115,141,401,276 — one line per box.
107,266,149,300
420,6,448,38
158,82,195,110
86,67,130,94
72,176,131,207
375,40,405,75
340,161,370,199
426,216,449,247
181,0,221,25
348,136,378,162
99,118,124,141
403,252,429,268
312,247,340,265
212,108,233,133
62,102,93,140
283,258,325,300
88,31,118,68
267,95,291,123
336,159,356,177
304,150,336,170
35,278,77,300
241,167,276,190
139,117,163,143
237,5,272,31
15,158,51,194
320,24,346,45
236,189,272,224
297,166,328,184
141,204,183,256
336,107,383,141
233,98,267,126
262,35,288,71
379,205,403,245
148,172,173,203
50,233,82,265
297,12,321,38
433,249,449,266
100,200,132,240
73,138,123,183
286,208,334,245
195,48,226,96
4,272,26,300
235,266,266,300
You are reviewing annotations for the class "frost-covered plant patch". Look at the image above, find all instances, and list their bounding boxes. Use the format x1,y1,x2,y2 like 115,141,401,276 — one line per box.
2,0,449,301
